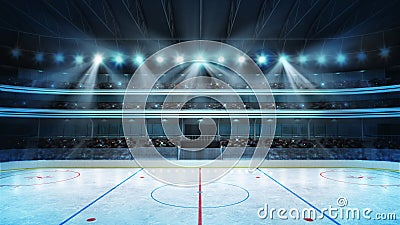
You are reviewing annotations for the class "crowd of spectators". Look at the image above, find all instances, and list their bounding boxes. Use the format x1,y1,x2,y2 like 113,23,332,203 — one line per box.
2,137,370,149
38,137,128,148
5,134,400,150
2,77,400,90
373,138,400,149
2,136,399,163
3,99,399,110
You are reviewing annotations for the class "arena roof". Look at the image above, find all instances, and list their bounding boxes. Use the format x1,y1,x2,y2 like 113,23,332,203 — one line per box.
1,0,400,71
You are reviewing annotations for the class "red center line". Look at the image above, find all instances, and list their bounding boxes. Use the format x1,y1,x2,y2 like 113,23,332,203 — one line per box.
198,168,202,225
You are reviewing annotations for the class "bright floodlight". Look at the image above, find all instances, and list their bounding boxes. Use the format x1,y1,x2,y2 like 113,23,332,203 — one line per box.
317,55,326,64
217,56,225,63
238,56,245,63
74,55,84,64
257,55,267,64
336,54,346,64
298,55,308,64
156,56,164,63
114,54,124,65
93,54,103,64
175,55,184,63
134,55,144,64
279,55,288,63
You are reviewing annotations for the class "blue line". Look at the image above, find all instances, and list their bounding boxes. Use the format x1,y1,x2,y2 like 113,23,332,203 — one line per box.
257,168,340,225
59,168,143,225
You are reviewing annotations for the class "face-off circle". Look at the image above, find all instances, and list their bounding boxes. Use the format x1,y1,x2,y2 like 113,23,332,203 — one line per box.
0,170,80,187
320,170,400,187
151,182,249,208
122,40,276,186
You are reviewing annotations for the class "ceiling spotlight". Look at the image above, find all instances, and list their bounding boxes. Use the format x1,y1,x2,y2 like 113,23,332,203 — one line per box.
54,52,64,63
93,54,103,64
217,56,225,63
298,55,308,64
279,55,288,63
74,55,84,64
317,55,326,64
156,56,164,63
35,52,44,62
357,52,367,61
238,56,245,63
176,55,184,63
257,55,267,65
114,54,124,65
134,55,144,64
379,48,389,58
336,53,346,64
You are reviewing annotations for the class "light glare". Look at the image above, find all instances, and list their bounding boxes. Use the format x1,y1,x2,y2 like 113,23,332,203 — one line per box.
176,56,184,63
298,55,307,64
156,56,164,63
317,55,326,64
114,54,124,65
74,55,84,64
336,54,346,64
93,54,103,64
257,55,267,64
279,55,288,63
135,55,144,64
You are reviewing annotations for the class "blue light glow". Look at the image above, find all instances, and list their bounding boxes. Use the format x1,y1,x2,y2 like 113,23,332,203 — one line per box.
74,55,84,64
113,54,124,65
54,53,64,63
134,55,144,64
35,52,44,62
336,53,346,64
257,55,267,65
279,55,288,63
11,48,21,58
357,52,367,61
317,55,326,65
298,55,308,64
379,48,389,57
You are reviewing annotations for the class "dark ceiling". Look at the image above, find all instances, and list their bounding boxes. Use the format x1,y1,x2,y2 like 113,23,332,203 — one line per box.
1,0,400,72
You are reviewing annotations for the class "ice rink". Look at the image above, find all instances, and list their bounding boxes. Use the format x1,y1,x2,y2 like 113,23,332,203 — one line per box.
1,165,399,224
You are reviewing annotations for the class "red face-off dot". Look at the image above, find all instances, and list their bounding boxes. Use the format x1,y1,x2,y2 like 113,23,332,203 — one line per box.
255,176,260,178
86,218,96,222
140,176,145,179
304,218,314,222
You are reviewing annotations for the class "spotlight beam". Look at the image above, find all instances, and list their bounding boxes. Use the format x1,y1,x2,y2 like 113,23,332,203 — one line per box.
280,60,315,90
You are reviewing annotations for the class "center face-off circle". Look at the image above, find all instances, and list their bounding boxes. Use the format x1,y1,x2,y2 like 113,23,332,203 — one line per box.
122,40,276,186
151,182,249,208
